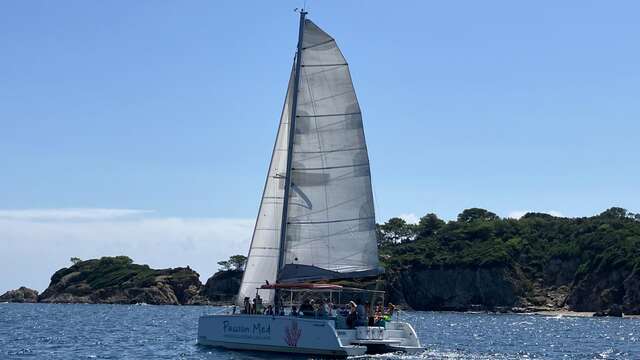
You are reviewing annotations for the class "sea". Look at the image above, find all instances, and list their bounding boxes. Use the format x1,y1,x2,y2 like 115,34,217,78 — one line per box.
1,303,638,359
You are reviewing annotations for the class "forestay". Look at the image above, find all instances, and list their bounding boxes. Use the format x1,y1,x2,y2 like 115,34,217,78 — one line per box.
237,68,294,304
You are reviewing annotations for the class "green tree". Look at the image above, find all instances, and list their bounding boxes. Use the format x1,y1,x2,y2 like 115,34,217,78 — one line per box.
228,255,248,271
217,254,248,271
379,217,416,244
457,208,499,223
599,207,629,219
70,257,82,265
217,260,231,271
416,213,445,238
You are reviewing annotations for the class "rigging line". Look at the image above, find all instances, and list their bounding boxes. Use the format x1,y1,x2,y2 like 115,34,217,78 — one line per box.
304,115,362,130
293,146,366,154
288,193,368,219
288,216,374,225
285,221,362,247
298,89,353,106
301,65,344,78
292,162,368,171
302,63,348,67
302,38,335,50
297,112,361,118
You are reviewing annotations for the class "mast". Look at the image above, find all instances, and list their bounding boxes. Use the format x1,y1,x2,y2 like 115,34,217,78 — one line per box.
277,10,307,279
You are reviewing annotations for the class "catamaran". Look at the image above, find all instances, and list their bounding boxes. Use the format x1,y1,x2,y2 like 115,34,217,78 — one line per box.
197,10,422,357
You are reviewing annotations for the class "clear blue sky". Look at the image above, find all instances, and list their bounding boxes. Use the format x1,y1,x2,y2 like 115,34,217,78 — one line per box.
1,1,639,291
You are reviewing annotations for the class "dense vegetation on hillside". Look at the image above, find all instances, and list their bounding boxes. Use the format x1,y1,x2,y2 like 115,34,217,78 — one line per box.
375,207,640,313
39,256,206,304
378,207,640,279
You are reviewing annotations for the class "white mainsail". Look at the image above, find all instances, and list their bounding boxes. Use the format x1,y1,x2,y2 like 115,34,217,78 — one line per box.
238,18,380,304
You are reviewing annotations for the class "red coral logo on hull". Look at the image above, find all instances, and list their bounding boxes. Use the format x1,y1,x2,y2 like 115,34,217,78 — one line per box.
284,320,302,347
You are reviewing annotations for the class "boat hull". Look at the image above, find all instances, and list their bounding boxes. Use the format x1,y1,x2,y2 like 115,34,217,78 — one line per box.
197,314,366,357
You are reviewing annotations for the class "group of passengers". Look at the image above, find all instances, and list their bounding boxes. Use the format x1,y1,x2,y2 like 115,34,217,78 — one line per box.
238,294,396,328
342,299,395,328
241,295,286,315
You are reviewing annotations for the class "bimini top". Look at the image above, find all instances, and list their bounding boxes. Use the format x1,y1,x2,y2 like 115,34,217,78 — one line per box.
259,283,343,290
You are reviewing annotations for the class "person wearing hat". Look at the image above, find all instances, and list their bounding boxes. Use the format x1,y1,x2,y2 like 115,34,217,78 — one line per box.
384,303,396,321
346,301,357,328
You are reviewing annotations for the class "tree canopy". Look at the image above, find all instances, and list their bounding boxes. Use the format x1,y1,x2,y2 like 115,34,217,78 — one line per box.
379,207,640,280
217,254,248,272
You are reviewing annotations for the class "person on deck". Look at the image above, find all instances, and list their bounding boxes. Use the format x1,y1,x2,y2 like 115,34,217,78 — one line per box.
291,305,300,317
373,304,384,325
384,303,396,321
318,299,329,317
243,297,251,314
355,299,367,327
265,304,274,315
322,298,333,317
255,295,263,314
299,299,313,316
346,301,357,328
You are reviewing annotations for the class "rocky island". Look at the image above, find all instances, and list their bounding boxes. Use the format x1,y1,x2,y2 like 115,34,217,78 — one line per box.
2,207,638,316
0,256,242,305
0,286,39,303
38,256,208,305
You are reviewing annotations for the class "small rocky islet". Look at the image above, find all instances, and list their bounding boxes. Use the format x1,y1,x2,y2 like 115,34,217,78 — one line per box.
2,207,639,317
2,256,240,306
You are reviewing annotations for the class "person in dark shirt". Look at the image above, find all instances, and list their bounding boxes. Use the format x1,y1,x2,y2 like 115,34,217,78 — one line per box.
346,301,357,328
355,299,367,327
365,302,374,326
299,299,314,316
243,297,251,314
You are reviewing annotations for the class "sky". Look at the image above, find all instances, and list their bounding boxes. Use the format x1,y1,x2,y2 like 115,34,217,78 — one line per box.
1,1,639,292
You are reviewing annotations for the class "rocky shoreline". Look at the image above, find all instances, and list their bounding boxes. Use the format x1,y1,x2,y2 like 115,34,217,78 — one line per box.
3,205,640,318
2,256,637,318
1,256,241,306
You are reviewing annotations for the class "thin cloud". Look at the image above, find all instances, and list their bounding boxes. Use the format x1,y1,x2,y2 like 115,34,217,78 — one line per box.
398,213,419,224
0,208,153,221
0,211,254,293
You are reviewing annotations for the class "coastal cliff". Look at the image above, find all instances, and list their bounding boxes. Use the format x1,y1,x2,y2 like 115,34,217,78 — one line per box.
379,207,640,315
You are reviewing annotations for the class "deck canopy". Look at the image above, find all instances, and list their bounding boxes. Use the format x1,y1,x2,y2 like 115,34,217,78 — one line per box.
260,283,343,290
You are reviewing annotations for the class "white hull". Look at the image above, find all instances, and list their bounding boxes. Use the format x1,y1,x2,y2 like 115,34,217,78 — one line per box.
197,314,422,357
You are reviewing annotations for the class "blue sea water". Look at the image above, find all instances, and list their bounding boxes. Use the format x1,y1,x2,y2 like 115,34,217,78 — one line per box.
0,303,638,359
